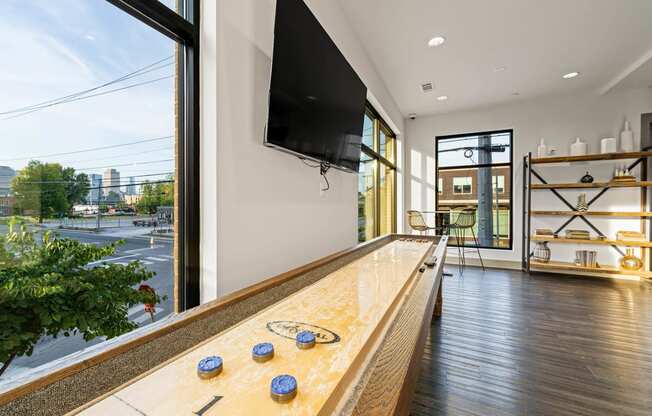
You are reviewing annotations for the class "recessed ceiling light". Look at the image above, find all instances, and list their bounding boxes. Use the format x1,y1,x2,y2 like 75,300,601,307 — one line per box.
512,92,520,96
562,71,580,79
428,36,446,47
494,66,506,72
436,95,448,101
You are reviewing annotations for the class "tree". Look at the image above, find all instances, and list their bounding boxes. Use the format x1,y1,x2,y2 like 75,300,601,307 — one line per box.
105,191,123,204
62,168,90,209
136,178,174,215
11,161,67,223
0,219,163,377
11,161,90,222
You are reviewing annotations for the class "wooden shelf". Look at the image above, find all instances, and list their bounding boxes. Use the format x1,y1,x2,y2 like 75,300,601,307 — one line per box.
531,181,652,190
531,235,652,248
530,260,652,279
532,211,652,217
530,151,652,165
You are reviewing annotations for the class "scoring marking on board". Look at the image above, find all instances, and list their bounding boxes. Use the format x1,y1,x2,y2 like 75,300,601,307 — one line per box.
114,395,147,416
266,321,341,344
193,395,223,416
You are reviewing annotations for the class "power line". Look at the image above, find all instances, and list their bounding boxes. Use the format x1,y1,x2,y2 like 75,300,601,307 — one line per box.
0,136,173,162
48,145,174,165
0,56,174,116
75,159,174,171
1,75,174,121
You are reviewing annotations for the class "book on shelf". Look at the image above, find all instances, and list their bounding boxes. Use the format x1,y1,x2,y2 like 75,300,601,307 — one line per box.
565,229,591,240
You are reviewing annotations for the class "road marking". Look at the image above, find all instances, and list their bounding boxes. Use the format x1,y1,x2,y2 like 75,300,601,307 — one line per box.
113,262,129,266
145,257,168,262
88,254,139,266
160,255,174,259
123,247,162,254
140,260,154,265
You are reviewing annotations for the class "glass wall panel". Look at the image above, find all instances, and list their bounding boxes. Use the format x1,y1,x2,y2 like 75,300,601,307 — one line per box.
362,114,374,149
379,164,395,236
436,131,512,249
437,131,511,168
0,0,185,381
379,130,387,158
358,155,375,242
357,106,396,241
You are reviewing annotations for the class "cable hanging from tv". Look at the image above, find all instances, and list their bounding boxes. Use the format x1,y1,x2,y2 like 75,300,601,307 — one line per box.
300,157,331,192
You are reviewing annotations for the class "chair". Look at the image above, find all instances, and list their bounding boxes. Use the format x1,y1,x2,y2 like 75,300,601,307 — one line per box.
448,208,485,274
406,210,437,236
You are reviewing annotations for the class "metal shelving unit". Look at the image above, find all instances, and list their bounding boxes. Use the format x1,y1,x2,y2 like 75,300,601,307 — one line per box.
522,150,652,279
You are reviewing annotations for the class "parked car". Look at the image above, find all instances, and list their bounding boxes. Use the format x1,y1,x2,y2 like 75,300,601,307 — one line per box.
133,218,158,227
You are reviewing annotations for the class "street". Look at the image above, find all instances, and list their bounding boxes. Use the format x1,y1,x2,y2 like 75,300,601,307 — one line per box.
4,228,175,378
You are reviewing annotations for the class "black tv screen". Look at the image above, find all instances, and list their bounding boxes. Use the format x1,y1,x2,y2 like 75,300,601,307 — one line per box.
265,0,368,172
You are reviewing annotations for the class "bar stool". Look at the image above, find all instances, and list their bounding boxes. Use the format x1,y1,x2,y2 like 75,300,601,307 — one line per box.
406,210,437,236
448,208,485,274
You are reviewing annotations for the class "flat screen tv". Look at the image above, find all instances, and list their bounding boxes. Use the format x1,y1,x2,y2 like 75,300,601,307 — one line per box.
265,0,368,172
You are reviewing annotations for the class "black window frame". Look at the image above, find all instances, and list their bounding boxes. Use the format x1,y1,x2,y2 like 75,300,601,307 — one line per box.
107,0,201,310
435,129,514,251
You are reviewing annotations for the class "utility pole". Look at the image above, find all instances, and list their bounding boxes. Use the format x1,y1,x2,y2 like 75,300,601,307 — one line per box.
477,135,494,246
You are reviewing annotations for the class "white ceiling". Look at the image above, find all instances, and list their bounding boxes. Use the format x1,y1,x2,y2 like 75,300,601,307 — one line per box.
337,0,652,117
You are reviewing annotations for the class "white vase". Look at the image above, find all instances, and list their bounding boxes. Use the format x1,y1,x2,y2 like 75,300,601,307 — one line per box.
601,137,617,154
620,120,634,152
570,137,588,156
537,138,548,158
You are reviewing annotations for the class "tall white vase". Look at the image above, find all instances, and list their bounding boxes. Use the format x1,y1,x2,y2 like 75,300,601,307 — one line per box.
620,120,635,152
537,138,548,158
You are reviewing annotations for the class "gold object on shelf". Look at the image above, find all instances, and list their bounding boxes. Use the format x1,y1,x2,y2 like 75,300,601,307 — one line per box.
620,249,643,271
616,230,646,242
611,175,636,183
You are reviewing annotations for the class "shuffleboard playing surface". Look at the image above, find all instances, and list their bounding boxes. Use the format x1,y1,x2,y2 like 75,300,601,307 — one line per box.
72,240,432,416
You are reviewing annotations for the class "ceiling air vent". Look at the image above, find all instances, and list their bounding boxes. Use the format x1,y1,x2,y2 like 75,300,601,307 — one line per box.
421,82,434,93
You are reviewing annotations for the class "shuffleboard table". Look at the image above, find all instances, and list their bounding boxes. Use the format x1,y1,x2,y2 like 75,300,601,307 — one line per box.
68,236,447,416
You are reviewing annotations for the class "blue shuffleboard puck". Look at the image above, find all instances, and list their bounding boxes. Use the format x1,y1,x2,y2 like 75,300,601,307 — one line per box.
270,375,297,403
197,356,223,380
296,331,316,350
252,342,275,363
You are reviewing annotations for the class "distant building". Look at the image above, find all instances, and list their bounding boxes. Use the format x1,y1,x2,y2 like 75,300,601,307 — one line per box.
0,196,15,216
0,166,16,196
124,176,138,196
88,174,103,203
436,166,511,208
124,194,142,205
103,168,120,197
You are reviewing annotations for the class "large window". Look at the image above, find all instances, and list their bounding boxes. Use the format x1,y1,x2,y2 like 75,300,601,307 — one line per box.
0,0,199,384
358,106,396,242
436,130,513,249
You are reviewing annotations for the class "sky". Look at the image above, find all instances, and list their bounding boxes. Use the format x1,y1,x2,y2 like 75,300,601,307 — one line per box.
0,0,178,184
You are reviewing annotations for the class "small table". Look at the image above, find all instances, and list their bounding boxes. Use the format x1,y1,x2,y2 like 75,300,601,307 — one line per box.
421,210,451,236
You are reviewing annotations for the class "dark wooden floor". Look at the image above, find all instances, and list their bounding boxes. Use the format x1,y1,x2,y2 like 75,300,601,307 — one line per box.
411,267,652,416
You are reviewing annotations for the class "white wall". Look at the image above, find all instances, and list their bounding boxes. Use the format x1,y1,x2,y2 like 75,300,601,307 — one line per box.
200,0,404,301
405,87,652,265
